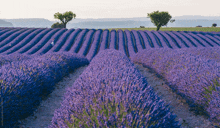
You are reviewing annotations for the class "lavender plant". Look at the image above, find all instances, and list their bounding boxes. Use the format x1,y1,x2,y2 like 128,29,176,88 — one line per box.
4,28,45,55
0,52,89,128
131,48,220,127
0,53,32,67
49,49,180,128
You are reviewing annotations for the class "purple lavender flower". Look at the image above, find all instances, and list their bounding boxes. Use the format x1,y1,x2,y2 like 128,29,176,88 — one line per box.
49,49,180,128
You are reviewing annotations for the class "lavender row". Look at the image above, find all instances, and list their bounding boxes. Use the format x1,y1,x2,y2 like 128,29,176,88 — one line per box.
168,31,198,48
58,28,82,52
47,28,75,53
98,29,109,51
49,49,180,128
12,28,53,54
178,31,211,47
157,31,183,48
77,29,96,56
137,30,154,48
0,54,32,67
85,29,102,61
0,52,89,128
187,32,219,47
117,29,127,56
163,31,190,48
109,29,116,49
151,30,173,49
0,28,37,54
0,29,17,36
131,30,145,51
188,32,220,46
24,28,60,55
2,28,46,55
66,29,89,53
143,30,161,48
165,31,220,48
175,47,220,62
0,28,24,42
34,28,67,55
131,48,220,126
0,28,28,48
1,28,220,58
124,30,136,58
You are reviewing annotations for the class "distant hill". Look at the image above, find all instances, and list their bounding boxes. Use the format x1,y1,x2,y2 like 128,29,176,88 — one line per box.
1,16,220,29
2,18,54,28
0,19,13,27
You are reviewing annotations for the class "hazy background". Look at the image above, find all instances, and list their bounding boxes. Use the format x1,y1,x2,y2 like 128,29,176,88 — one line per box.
0,0,220,29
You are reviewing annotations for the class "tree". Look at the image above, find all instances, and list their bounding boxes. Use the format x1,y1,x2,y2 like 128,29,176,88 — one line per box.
54,11,76,28
212,23,217,27
51,22,65,28
147,10,175,31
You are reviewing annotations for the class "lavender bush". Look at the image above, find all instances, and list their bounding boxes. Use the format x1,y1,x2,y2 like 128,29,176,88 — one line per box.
49,49,180,128
0,53,32,67
131,48,220,126
0,52,89,128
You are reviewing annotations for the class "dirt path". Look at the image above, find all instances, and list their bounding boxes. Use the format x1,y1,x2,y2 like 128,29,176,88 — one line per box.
16,63,215,128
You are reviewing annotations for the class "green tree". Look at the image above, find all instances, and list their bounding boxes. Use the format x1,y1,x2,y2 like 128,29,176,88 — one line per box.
54,11,76,28
212,23,217,27
147,10,175,31
51,22,65,28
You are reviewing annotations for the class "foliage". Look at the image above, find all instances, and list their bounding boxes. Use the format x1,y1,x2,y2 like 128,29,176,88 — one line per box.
212,23,217,27
147,10,175,31
54,11,76,28
51,22,65,28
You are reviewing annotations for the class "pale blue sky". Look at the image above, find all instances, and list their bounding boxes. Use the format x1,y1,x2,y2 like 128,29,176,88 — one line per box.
0,0,219,21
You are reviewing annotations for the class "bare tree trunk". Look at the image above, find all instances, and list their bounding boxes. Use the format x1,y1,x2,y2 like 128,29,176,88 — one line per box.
156,24,162,31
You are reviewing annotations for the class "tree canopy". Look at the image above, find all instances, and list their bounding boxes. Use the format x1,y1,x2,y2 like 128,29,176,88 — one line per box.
147,10,175,31
212,23,217,27
51,22,65,28
53,11,76,28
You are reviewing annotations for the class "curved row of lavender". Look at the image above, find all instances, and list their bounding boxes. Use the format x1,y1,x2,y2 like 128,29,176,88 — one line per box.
0,52,89,128
0,54,32,67
131,47,220,127
48,49,180,128
0,27,220,61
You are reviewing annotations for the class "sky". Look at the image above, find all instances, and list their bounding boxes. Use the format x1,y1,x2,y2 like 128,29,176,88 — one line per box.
0,0,220,21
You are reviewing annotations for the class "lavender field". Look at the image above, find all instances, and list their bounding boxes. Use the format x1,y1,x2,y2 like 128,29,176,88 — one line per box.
0,27,220,127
